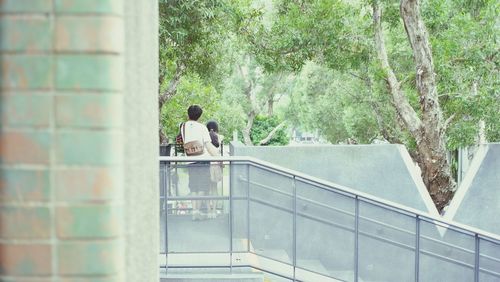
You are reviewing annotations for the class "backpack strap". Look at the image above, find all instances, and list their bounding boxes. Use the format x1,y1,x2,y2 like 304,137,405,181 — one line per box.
182,122,186,141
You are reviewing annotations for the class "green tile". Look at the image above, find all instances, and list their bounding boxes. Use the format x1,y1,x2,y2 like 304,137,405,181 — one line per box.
55,94,122,128
55,131,123,165
0,244,51,276
56,55,123,91
57,205,121,238
0,168,50,201
0,206,51,238
55,167,121,202
0,55,53,90
0,0,51,13
55,16,123,53
0,17,52,51
55,0,122,14
1,93,52,127
58,241,121,275
0,130,51,165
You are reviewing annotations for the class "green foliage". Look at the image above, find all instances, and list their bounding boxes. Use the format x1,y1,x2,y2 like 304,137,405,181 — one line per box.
342,105,379,143
211,102,246,144
158,0,499,152
422,0,500,148
251,115,289,145
161,74,222,139
446,120,480,151
286,61,404,144
269,0,499,149
237,0,372,72
159,0,235,88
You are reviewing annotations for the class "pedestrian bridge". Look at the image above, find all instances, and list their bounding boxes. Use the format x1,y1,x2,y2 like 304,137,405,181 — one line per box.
159,156,500,282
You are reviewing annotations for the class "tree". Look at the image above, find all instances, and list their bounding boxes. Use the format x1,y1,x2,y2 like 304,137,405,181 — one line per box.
421,0,500,149
372,0,455,210
225,54,291,145
158,0,232,143
159,0,498,209
239,0,499,210
287,61,403,144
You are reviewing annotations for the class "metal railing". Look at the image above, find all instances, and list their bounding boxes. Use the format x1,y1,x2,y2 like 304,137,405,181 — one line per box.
160,156,500,282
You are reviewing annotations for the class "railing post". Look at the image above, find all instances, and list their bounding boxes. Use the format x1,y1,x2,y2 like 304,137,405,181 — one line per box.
415,215,420,282
164,161,169,272
354,196,359,282
247,164,250,252
474,234,480,282
293,176,297,281
229,160,234,272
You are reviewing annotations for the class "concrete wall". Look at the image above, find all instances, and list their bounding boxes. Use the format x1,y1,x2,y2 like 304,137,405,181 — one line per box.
230,142,438,215
0,0,158,280
445,143,500,235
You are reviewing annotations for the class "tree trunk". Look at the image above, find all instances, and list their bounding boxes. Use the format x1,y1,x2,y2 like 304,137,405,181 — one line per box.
158,62,186,144
373,0,456,211
267,98,274,116
238,60,261,146
373,3,421,136
471,81,487,144
159,127,168,145
400,0,455,211
242,110,256,146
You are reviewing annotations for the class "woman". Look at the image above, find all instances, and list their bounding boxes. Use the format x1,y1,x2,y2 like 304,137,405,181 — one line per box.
206,120,223,219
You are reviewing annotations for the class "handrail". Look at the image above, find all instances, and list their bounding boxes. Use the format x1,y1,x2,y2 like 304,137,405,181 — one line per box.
160,156,500,243
239,176,500,266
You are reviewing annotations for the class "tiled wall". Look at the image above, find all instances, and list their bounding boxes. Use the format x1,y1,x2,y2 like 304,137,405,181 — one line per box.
0,0,158,280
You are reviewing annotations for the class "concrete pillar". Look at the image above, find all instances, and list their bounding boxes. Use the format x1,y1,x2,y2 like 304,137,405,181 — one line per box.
123,0,159,281
0,0,158,281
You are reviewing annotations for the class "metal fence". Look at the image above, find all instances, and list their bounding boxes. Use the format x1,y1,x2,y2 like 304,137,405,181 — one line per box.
160,156,500,282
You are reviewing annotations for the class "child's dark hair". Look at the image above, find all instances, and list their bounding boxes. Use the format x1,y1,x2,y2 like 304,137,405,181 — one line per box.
206,120,219,133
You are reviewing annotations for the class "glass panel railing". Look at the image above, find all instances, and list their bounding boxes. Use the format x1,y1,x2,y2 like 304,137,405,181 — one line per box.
163,161,231,254
295,178,355,280
247,165,294,268
358,200,416,282
230,162,250,253
479,237,500,281
160,157,500,282
419,219,475,282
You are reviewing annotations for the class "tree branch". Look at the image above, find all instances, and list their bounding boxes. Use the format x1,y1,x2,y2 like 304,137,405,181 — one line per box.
242,110,256,146
400,0,442,127
442,113,455,133
373,1,422,140
348,71,367,82
159,62,186,109
258,121,286,145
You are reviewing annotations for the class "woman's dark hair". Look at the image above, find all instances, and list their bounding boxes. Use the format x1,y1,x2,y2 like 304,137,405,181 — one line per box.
187,105,203,120
206,120,219,133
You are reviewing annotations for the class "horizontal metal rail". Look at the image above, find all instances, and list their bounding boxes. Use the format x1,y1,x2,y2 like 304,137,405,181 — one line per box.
238,175,500,261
